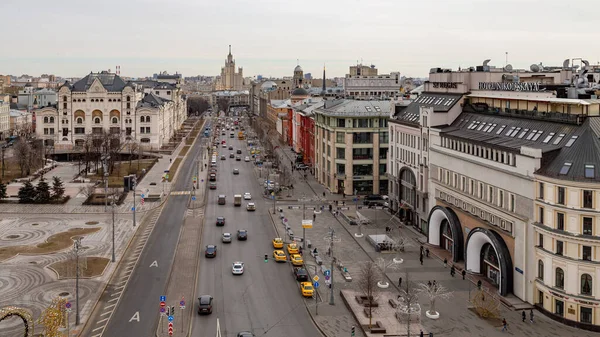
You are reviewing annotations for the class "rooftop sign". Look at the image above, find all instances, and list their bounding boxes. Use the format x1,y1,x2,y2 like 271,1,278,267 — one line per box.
432,82,459,89
479,82,540,92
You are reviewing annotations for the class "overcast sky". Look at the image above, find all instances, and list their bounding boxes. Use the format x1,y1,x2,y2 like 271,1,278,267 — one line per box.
1,0,598,79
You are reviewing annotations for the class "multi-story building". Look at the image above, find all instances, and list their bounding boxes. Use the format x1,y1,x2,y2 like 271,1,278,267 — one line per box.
314,99,390,195
343,64,402,100
0,95,10,140
34,71,186,151
9,110,33,136
214,46,247,91
210,90,250,109
17,85,57,111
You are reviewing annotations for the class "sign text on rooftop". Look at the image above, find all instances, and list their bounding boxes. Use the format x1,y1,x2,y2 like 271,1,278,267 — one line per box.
479,82,540,92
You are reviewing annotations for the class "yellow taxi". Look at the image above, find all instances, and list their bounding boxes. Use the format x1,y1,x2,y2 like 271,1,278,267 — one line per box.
300,282,314,297
291,254,303,266
250,149,256,155
287,243,299,254
272,238,284,249
273,250,287,262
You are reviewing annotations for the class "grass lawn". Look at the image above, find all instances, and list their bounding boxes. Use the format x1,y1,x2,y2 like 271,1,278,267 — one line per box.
49,256,110,279
92,159,157,187
0,159,43,183
179,146,191,157
0,227,101,262
168,158,182,182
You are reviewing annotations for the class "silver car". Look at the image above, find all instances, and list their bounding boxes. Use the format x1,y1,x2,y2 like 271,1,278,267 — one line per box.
222,232,232,243
232,261,244,275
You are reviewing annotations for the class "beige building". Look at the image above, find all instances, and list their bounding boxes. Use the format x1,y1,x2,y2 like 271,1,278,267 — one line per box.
0,95,10,140
344,64,402,99
214,45,246,91
314,99,390,195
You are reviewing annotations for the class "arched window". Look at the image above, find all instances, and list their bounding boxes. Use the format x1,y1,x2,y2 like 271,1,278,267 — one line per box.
582,274,593,295
555,268,565,289
43,116,48,123
94,117,101,124
538,260,544,280
100,99,104,102
127,96,131,102
112,117,118,124
82,99,86,102
140,116,145,123
76,117,83,124
62,137,68,141
146,116,151,123
63,96,67,102
49,117,54,123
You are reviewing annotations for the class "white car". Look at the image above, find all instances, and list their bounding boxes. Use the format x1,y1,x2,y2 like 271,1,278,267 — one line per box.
246,202,256,211
222,143,227,148
222,232,232,243
244,156,250,162
244,193,252,200
232,261,244,275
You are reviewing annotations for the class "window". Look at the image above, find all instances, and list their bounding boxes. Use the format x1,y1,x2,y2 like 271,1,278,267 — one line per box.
453,173,458,187
553,133,565,145
585,165,595,179
509,194,515,212
583,190,593,208
517,128,529,138
581,274,592,295
470,180,474,194
461,177,466,192
127,96,131,102
445,171,450,184
49,117,54,123
555,299,564,316
538,260,544,279
379,132,389,144
583,247,592,262
336,148,345,159
539,233,544,248
583,217,593,235
63,95,67,102
74,127,85,134
526,130,537,140
487,186,493,203
555,268,564,288
539,206,544,224
112,117,118,124
556,241,564,256
559,162,572,175
556,213,565,230
498,190,504,208
542,132,555,143
94,117,101,124
337,118,345,127
581,307,593,324
140,127,145,134
478,183,483,198
43,116,48,123
336,132,344,143
63,102,67,109
557,187,566,205
505,126,515,136
538,182,544,199
565,135,578,147
336,163,345,175
496,125,506,134
127,103,131,109
532,131,543,141
76,117,83,124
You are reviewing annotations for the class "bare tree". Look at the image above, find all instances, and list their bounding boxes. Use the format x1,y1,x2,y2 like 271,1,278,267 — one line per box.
470,288,501,319
390,232,414,259
187,97,210,116
375,257,402,285
78,184,96,199
358,261,379,329
14,139,31,177
102,130,121,175
417,282,453,317
217,98,230,114
91,133,103,172
396,273,420,337
128,141,139,171
82,135,94,176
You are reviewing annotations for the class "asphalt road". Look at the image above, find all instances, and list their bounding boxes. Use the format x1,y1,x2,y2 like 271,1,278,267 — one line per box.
101,118,210,337
191,130,321,337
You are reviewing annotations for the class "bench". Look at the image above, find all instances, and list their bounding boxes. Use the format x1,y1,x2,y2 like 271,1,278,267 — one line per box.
388,298,399,308
371,321,386,334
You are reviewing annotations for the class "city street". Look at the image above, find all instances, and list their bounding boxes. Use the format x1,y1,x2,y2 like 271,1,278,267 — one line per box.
190,128,321,336
88,118,210,337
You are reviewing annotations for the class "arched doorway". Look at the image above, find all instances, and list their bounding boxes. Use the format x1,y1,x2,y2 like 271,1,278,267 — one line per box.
427,205,463,262
465,228,513,296
398,167,416,225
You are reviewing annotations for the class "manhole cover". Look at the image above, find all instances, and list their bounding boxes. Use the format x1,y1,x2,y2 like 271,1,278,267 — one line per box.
31,223,39,226
85,221,99,225
58,292,69,297
5,235,20,239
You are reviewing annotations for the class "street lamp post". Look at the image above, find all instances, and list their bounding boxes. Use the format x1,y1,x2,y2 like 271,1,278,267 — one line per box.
132,176,137,227
1,145,5,179
73,238,82,325
329,228,335,306
104,172,108,212
111,201,116,262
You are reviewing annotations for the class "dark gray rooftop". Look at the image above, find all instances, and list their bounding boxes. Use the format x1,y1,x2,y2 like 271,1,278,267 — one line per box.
71,71,129,92
393,92,462,124
137,92,168,108
441,112,600,182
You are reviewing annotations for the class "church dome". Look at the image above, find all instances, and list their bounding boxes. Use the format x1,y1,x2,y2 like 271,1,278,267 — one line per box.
291,87,309,96
261,81,277,91
294,65,303,72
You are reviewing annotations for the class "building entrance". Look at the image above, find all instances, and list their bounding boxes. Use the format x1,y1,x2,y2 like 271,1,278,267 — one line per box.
440,220,453,253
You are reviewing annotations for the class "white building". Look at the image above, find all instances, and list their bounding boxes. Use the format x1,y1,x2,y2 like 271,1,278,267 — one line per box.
34,71,186,151
0,96,10,140
17,85,57,111
343,64,402,100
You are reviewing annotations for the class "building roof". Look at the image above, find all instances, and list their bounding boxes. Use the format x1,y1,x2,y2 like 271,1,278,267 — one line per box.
307,87,343,95
154,83,176,90
467,92,590,105
270,99,290,108
214,90,249,96
440,111,600,182
70,71,130,92
316,99,391,117
137,92,168,108
291,87,309,96
157,74,181,80
294,65,303,72
393,92,462,123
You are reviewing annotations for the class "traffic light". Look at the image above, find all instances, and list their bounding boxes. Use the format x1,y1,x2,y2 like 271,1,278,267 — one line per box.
351,326,355,336
170,306,175,316
264,254,268,263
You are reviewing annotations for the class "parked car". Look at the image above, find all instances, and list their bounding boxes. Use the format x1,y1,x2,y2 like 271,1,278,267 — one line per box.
300,282,314,297
197,295,213,314
293,268,309,282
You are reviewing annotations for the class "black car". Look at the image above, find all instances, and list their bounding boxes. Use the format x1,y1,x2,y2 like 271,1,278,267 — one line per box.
293,267,309,282
209,182,217,190
229,153,235,158
237,332,254,337
236,156,241,161
237,229,248,240
229,146,233,150
236,149,242,154
205,245,217,258
216,217,225,226
198,295,213,314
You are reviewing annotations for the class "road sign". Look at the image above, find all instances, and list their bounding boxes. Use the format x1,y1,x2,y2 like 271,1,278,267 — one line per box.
313,275,319,282
168,322,174,336
180,300,185,306
192,196,196,201
324,270,331,277
160,301,166,308
353,198,358,202
168,315,174,322
201,179,204,182
180,305,185,309
164,170,170,173
141,198,145,205
65,302,71,309
131,207,135,211
325,275,330,281
160,296,166,302
302,220,313,229
160,307,166,313
141,194,145,198
313,281,320,288
284,218,288,223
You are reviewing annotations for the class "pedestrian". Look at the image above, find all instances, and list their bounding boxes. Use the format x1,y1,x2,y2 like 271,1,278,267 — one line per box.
313,213,316,221
450,265,455,277
420,245,424,254
419,254,423,265
522,310,526,323
425,248,429,257
323,191,326,197
501,318,508,332
432,280,437,289
427,280,432,288
477,280,482,290
342,201,345,206
170,158,172,163
398,277,402,287
443,258,448,267
420,329,424,337
530,309,534,323
462,269,466,280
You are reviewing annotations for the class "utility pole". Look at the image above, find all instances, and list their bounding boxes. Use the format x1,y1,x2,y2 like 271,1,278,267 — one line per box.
329,228,335,305
132,176,137,227
111,201,116,262
1,145,5,179
73,238,82,325
302,195,307,251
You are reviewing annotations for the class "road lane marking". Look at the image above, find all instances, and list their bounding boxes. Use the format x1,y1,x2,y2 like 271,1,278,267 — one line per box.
104,303,117,309
97,317,109,324
91,333,102,337
150,260,158,267
114,285,125,291
108,297,119,303
92,326,104,332
110,292,121,297
100,311,112,316
129,311,140,322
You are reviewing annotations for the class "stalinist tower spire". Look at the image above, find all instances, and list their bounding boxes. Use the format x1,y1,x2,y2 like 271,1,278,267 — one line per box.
228,44,232,56
321,65,327,96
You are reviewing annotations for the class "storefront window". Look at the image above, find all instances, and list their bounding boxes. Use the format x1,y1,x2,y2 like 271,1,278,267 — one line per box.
353,180,373,195
581,307,593,324
379,180,388,195
555,299,564,316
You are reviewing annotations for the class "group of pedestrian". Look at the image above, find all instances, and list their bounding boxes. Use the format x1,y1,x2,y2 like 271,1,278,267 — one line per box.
419,245,426,265
425,280,437,290
501,309,534,332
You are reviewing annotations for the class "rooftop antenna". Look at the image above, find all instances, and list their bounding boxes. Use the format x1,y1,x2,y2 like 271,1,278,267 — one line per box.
297,59,299,66
505,52,508,67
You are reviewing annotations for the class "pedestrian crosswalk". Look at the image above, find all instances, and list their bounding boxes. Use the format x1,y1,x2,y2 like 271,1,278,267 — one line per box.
171,191,192,195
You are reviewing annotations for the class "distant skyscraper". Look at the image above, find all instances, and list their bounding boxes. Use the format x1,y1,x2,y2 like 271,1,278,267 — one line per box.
215,45,245,91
